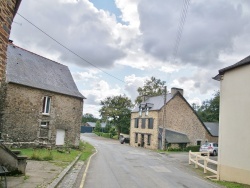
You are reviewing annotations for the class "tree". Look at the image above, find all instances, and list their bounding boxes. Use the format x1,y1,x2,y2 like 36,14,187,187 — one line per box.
194,91,220,122
99,95,133,137
135,77,166,104
82,113,98,124
95,120,101,132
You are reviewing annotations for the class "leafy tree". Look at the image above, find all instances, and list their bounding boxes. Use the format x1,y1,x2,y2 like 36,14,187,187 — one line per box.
95,120,101,132
82,113,98,124
99,95,133,137
135,77,166,104
104,122,112,133
194,91,220,122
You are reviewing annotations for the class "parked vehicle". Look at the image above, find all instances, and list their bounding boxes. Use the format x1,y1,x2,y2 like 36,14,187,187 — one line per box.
199,142,218,156
119,134,130,144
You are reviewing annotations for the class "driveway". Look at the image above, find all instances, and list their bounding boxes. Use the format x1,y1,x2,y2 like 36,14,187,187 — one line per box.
81,133,221,188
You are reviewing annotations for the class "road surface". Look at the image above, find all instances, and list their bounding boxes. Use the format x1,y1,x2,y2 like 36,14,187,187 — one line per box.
81,133,220,188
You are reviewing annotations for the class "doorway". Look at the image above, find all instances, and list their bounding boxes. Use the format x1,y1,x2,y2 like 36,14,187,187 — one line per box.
56,129,65,145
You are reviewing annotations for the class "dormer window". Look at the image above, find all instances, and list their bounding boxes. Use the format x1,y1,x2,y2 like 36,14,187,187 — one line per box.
42,96,51,115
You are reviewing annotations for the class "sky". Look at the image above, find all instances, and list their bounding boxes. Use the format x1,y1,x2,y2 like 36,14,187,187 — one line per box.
10,0,250,117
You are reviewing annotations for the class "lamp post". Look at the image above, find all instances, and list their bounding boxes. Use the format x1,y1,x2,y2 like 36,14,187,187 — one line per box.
161,86,167,151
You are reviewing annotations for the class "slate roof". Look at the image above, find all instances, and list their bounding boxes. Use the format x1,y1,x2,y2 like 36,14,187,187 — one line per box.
203,122,219,137
6,44,85,99
159,128,190,143
213,55,250,81
85,122,106,128
132,94,173,112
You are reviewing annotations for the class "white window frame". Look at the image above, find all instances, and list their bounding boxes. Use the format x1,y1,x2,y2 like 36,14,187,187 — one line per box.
42,96,51,115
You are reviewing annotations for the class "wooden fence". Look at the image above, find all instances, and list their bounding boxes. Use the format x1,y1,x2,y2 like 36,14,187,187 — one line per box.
189,151,218,180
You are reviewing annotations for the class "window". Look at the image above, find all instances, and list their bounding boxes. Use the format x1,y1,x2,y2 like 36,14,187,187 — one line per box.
41,121,49,127
42,96,51,114
197,140,201,146
135,133,138,143
141,119,146,129
147,134,151,145
134,118,139,128
39,121,49,138
148,118,154,129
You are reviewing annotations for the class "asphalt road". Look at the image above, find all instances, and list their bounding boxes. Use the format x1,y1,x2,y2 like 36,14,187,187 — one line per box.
81,133,220,188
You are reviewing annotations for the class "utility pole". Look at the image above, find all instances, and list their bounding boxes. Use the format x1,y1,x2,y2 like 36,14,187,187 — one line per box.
161,86,167,150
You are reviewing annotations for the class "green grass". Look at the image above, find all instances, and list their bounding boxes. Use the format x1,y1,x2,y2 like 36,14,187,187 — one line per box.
215,181,250,188
19,141,95,164
19,148,81,162
79,142,95,161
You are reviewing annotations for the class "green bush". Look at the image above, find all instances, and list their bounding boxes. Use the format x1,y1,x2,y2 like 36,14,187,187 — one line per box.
167,147,183,152
185,145,200,152
102,133,111,138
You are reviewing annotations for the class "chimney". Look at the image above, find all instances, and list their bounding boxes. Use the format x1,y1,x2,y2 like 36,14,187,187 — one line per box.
171,87,184,96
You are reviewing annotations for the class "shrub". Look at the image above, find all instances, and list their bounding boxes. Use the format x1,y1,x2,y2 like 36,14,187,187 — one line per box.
185,145,200,152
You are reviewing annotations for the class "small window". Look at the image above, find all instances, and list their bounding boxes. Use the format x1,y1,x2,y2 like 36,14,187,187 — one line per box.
41,121,49,127
148,118,154,129
42,96,51,114
135,133,138,143
141,119,146,129
134,118,139,128
147,135,151,145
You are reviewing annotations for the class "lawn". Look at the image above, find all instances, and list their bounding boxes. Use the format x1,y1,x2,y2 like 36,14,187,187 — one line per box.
19,141,95,165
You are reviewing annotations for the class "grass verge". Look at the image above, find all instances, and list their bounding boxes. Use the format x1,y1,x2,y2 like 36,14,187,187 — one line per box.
215,181,250,188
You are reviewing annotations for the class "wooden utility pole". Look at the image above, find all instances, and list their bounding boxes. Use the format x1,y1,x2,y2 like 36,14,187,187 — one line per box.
161,86,167,150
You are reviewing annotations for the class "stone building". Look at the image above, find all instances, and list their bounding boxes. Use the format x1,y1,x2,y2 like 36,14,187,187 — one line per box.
1,43,85,147
130,88,218,150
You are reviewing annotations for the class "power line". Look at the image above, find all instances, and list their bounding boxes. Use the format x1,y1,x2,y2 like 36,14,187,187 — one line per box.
16,13,125,83
172,0,190,60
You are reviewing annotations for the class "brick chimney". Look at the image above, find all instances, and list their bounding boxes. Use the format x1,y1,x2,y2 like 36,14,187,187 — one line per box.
171,87,184,96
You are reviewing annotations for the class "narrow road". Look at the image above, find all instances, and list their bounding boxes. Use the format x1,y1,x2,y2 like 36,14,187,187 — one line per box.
81,133,220,188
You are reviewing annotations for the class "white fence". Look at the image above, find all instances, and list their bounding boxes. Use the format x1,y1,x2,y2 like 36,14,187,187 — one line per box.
189,151,218,180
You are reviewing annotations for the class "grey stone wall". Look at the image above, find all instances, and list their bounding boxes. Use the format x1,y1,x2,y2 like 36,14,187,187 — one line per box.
2,83,83,147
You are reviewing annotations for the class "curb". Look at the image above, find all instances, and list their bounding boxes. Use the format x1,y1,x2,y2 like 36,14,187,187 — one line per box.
79,147,98,188
47,154,81,188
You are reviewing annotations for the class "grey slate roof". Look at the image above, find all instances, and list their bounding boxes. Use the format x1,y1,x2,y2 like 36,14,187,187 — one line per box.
85,122,106,128
203,122,219,137
6,44,85,99
159,128,190,143
132,94,173,112
213,55,250,81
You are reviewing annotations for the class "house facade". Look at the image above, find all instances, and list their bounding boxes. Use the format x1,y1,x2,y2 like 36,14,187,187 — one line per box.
130,88,218,150
1,43,85,147
213,56,250,185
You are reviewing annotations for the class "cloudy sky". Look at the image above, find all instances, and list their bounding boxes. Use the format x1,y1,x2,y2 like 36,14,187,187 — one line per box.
10,0,250,117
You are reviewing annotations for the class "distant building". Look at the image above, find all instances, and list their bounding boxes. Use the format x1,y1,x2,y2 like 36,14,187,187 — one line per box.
81,122,107,133
1,43,85,147
130,88,218,150
213,56,250,185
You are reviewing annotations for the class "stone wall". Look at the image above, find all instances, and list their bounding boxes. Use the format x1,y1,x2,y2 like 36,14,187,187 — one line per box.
0,0,19,82
2,83,83,147
0,0,21,141
164,94,217,145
